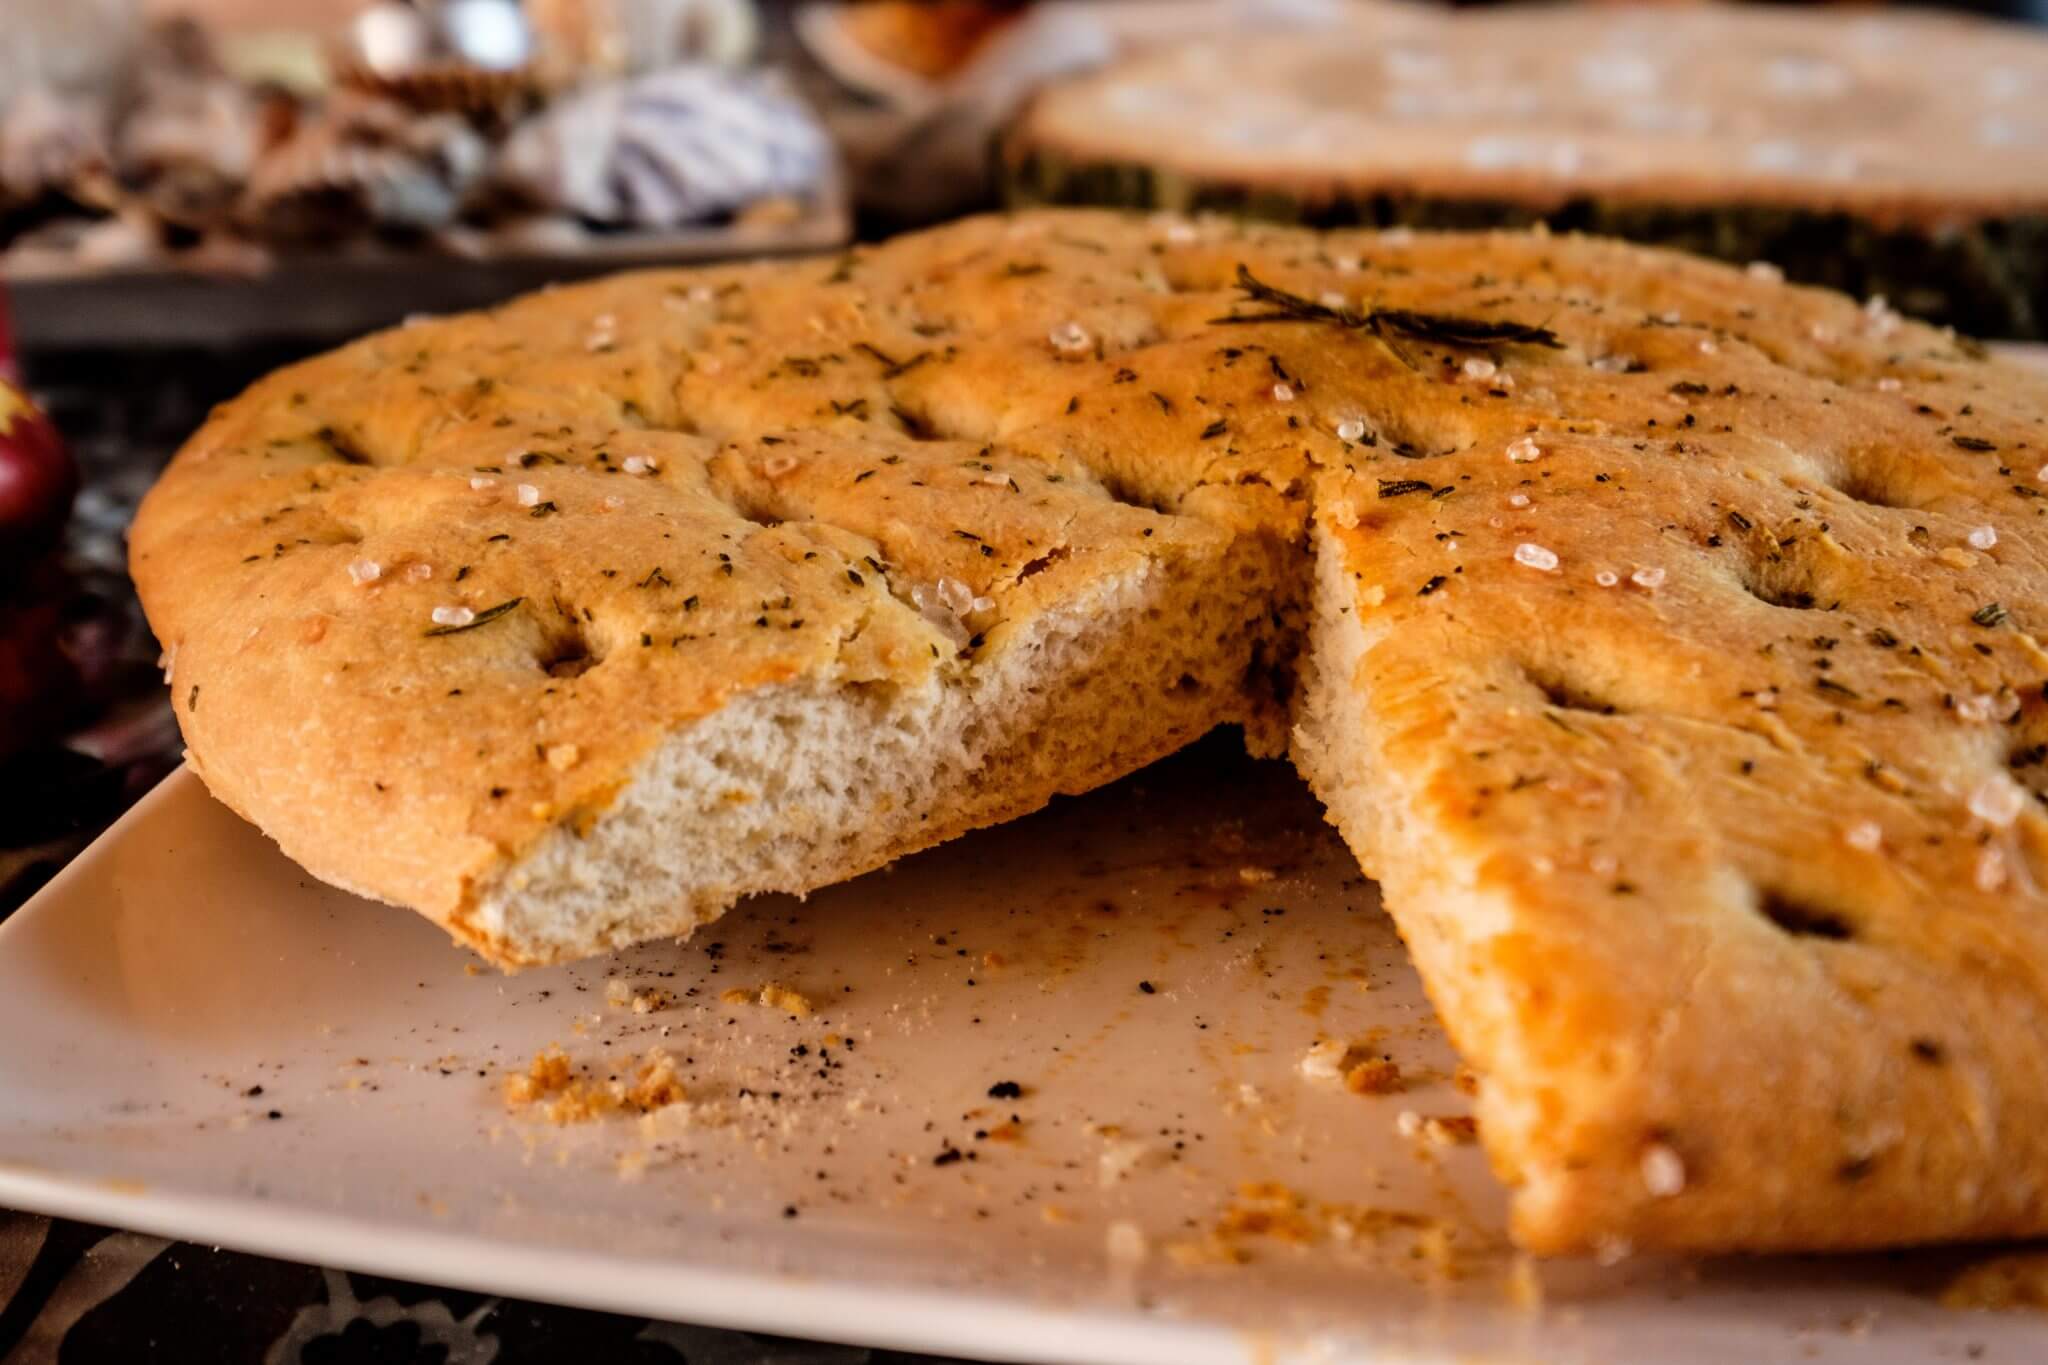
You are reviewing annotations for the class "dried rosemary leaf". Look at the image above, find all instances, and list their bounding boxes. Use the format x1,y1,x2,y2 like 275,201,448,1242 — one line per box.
423,598,523,637
1215,266,1563,350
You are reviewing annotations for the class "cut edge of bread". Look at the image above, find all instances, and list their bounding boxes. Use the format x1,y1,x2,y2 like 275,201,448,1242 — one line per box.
462,549,1284,966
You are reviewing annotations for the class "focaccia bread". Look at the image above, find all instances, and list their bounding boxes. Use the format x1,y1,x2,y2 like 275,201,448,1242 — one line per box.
1003,3,2048,339
133,209,2048,1256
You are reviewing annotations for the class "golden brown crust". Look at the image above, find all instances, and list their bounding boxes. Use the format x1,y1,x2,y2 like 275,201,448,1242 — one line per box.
133,208,2048,1255
1008,6,2048,231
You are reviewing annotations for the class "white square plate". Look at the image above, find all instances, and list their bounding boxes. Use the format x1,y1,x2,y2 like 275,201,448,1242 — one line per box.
0,743,2034,1363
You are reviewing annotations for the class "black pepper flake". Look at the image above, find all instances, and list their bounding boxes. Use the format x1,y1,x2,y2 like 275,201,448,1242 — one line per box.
1138,980,1156,995
1727,511,1753,532
987,1081,1024,1099
1954,436,1998,452
854,469,877,483
528,500,558,517
1200,419,1229,440
187,685,200,712
933,1147,965,1167
1418,575,1447,596
847,569,864,587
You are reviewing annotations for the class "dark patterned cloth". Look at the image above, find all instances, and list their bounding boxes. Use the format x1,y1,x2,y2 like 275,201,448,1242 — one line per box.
0,350,976,1365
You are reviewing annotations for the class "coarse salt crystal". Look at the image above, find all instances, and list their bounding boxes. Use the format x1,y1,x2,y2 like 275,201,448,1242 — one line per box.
469,476,496,490
1591,853,1619,877
1272,383,1295,402
1754,689,1778,708
1462,357,1497,382
1641,1144,1686,1197
1697,338,1719,355
1969,776,2026,828
1957,693,1997,723
1590,354,1635,373
763,452,800,477
545,743,581,771
1048,321,1091,353
1658,310,1681,325
602,495,625,510
431,605,474,628
1508,493,1531,508
1335,254,1361,273
1967,525,1998,550
1977,846,2009,893
976,470,1013,487
1380,227,1415,245
622,455,656,475
1299,1040,1347,1082
406,562,433,581
1810,323,1836,344
1319,291,1348,309
347,559,381,585
1164,222,1197,244
1514,542,1559,572
1595,570,1620,587
516,483,541,506
1630,566,1667,591
1506,436,1543,463
1336,418,1368,443
1844,821,1883,852
1746,261,1784,283
1876,377,1902,392
1395,1110,1423,1138
687,285,715,304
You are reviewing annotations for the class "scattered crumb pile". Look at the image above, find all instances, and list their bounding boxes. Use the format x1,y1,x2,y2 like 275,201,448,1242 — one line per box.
604,978,674,1014
1298,1039,1405,1095
1164,1181,1463,1276
1396,1111,1480,1146
502,1044,688,1124
721,982,816,1017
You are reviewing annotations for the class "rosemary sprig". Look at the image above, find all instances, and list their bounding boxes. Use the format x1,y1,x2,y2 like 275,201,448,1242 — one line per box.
424,598,523,637
1213,266,1564,359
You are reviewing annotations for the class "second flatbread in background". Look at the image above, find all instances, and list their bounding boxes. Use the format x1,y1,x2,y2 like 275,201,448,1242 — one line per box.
1005,2,2048,340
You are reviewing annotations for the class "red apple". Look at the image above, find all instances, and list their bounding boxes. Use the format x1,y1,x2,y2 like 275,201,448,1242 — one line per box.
0,379,75,572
